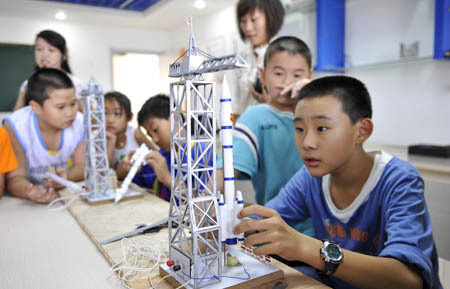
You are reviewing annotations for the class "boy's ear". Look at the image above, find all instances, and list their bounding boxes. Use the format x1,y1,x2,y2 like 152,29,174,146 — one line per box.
307,68,313,79
355,118,373,145
29,100,42,115
128,112,134,122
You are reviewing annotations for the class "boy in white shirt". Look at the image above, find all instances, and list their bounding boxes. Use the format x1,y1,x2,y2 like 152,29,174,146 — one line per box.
4,68,84,203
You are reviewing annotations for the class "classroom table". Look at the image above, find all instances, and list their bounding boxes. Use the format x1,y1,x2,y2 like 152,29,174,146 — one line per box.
0,195,123,289
0,185,330,289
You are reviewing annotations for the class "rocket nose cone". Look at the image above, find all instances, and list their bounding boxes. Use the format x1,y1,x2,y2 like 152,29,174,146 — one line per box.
221,75,231,99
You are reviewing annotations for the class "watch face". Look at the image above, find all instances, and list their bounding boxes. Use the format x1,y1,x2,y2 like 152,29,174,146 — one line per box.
326,243,342,260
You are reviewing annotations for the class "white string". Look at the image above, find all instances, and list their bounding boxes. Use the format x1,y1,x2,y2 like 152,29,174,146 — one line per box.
110,236,252,288
47,192,89,211
109,236,169,289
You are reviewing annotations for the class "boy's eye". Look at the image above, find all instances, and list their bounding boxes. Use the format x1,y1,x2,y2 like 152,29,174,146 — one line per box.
295,127,304,133
318,126,328,132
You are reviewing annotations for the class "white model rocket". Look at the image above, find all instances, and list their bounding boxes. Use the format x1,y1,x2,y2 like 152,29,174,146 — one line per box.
219,75,244,245
115,143,151,203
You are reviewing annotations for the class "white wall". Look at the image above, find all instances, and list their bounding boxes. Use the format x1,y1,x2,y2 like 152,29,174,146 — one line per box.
171,0,450,146
169,3,239,56
0,15,169,92
345,60,450,146
344,0,450,146
1,0,448,146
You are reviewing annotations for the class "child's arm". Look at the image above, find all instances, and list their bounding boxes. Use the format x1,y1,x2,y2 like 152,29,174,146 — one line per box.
66,140,84,182
235,205,422,289
4,123,58,203
106,131,117,168
0,174,4,198
135,126,158,151
144,151,171,189
115,150,134,180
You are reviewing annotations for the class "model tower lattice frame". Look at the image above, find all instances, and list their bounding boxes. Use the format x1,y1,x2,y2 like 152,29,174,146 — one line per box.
82,78,116,202
167,20,247,288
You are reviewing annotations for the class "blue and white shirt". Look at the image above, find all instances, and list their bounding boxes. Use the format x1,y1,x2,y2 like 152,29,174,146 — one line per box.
267,151,442,289
218,104,302,205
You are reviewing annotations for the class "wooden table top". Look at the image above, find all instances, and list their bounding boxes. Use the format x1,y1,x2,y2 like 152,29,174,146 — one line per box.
59,184,329,289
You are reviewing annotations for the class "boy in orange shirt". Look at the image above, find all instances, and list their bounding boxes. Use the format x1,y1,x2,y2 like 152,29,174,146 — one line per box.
0,126,18,198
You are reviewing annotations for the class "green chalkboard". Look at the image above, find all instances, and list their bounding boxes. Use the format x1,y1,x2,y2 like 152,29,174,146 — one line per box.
0,43,35,112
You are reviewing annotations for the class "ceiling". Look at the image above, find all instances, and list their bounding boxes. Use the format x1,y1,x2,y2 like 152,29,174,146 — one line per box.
0,0,237,30
42,0,162,12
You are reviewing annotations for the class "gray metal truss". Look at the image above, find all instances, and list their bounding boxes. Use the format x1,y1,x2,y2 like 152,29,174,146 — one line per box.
169,54,247,78
169,79,221,288
81,78,115,202
167,19,247,289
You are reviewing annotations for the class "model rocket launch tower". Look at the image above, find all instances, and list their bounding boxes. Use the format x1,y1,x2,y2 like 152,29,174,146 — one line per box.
81,77,141,203
82,77,117,202
166,18,247,288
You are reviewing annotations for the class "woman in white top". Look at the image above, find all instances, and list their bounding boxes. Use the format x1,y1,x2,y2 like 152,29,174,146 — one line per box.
13,30,84,111
229,0,285,119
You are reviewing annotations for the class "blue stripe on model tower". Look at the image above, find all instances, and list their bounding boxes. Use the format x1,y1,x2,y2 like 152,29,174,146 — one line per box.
223,145,233,149
224,177,234,181
221,126,233,129
220,98,232,102
237,200,244,204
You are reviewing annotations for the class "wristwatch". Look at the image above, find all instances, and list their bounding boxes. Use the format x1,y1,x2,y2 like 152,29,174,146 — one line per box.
319,240,343,276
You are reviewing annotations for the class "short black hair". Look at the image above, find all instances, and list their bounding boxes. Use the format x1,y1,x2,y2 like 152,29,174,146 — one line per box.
237,0,285,42
25,68,74,106
35,30,72,73
104,91,132,119
296,76,372,124
264,36,312,69
137,94,170,126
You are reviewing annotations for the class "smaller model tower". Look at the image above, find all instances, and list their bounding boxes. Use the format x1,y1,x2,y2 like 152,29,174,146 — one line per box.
81,78,116,202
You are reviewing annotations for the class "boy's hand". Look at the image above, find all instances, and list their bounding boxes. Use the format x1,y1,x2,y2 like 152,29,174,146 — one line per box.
280,78,311,99
145,151,171,188
234,204,303,261
106,131,118,148
119,150,135,171
250,84,268,103
26,183,58,204
43,167,68,191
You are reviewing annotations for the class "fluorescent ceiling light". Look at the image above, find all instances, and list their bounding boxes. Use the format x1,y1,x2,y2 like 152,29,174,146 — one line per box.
55,11,66,21
194,0,206,9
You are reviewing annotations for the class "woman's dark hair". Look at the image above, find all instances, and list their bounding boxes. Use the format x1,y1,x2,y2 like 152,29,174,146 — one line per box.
35,30,72,73
137,94,170,126
236,0,285,42
104,91,133,119
25,68,74,106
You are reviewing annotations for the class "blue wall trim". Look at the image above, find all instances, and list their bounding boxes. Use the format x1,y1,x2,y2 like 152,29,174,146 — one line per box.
434,0,450,60
316,0,345,72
